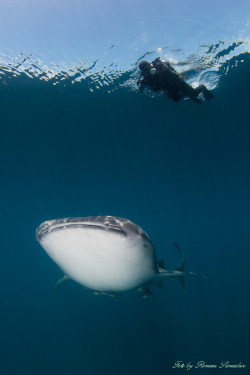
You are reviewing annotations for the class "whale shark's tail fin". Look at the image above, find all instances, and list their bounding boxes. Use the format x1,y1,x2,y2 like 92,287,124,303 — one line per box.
175,255,186,290
171,241,185,260
172,242,207,284
171,242,186,290
155,242,207,289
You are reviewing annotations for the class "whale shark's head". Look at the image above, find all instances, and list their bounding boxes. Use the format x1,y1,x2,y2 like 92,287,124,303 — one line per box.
36,216,150,242
36,216,158,292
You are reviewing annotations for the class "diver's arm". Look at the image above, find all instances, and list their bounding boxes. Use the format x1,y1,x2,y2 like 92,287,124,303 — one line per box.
137,75,153,91
137,77,146,91
137,74,159,92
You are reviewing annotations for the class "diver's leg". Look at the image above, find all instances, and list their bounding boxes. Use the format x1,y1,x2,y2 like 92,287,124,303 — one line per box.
166,90,184,102
181,82,202,104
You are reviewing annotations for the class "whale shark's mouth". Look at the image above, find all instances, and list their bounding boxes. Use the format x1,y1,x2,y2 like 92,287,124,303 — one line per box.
36,216,127,241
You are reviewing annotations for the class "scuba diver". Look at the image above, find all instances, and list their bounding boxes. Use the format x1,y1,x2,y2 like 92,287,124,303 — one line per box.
137,58,215,104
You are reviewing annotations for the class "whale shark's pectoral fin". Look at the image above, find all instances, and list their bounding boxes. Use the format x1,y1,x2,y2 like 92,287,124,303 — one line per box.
92,291,119,297
54,275,71,290
141,287,153,299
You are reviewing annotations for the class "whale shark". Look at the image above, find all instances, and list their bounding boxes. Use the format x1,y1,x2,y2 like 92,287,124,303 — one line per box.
36,215,206,297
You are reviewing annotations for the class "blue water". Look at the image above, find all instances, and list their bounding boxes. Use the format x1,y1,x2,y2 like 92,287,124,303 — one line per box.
0,45,249,375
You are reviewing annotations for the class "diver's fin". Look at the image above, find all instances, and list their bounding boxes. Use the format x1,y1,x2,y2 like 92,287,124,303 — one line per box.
204,89,215,100
54,275,71,290
191,96,202,104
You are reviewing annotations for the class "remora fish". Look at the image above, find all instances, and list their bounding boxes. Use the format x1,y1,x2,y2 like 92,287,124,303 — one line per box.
36,216,206,297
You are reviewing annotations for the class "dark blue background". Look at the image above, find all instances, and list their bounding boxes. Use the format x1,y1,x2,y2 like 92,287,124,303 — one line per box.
0,54,249,375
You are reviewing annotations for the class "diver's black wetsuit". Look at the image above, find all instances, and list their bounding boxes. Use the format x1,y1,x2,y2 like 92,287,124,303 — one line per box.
137,58,214,104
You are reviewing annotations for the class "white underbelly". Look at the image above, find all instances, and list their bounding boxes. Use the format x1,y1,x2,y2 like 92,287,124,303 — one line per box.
40,227,156,291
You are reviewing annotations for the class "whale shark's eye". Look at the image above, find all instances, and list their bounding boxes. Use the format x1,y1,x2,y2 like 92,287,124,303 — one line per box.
103,216,127,236
104,216,120,227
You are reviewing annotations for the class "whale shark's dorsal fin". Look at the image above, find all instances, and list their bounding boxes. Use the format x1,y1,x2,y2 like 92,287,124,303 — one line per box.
172,242,186,290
